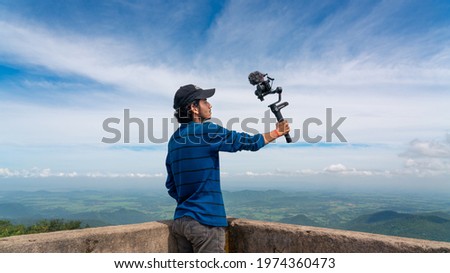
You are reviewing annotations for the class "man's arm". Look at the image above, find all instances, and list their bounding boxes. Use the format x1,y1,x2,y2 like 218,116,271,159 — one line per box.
206,119,290,152
165,156,178,201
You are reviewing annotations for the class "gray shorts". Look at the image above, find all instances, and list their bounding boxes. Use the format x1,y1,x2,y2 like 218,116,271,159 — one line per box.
171,216,225,253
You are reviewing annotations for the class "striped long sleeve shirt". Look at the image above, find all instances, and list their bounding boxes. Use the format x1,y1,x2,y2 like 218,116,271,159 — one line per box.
165,121,266,227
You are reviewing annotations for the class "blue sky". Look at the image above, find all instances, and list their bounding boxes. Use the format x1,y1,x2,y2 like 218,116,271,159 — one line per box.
0,0,449,191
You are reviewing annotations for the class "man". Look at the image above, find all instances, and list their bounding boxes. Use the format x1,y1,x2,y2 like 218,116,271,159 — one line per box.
165,84,290,253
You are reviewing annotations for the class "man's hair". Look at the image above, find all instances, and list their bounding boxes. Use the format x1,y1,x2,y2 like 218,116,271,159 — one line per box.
174,100,199,123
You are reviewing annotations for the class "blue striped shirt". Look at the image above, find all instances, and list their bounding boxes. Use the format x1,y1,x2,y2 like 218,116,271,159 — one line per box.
165,121,266,226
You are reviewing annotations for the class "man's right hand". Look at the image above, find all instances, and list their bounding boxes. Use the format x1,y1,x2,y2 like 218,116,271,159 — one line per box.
276,120,290,136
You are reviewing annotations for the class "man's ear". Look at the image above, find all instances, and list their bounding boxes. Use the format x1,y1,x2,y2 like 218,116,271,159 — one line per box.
190,103,199,115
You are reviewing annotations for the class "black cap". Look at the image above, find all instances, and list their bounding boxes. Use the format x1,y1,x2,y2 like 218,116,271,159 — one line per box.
173,84,215,109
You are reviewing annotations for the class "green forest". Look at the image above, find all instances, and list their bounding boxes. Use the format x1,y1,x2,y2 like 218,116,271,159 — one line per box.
0,219,85,238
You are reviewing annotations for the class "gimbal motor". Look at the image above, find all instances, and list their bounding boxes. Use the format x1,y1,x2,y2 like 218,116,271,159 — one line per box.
248,71,292,143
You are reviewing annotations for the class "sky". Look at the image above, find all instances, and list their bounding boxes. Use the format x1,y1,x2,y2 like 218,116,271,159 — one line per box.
0,0,449,192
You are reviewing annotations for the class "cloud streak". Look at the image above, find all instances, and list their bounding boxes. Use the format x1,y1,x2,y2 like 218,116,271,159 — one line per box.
0,20,190,97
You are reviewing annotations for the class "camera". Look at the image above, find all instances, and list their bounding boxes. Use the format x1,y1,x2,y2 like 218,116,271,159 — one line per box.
248,71,282,101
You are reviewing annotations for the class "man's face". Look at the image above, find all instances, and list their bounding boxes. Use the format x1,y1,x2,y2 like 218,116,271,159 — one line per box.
189,99,212,122
197,99,212,120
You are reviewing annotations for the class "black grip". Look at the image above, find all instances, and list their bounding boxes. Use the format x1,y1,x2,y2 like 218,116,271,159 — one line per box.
284,133,292,143
272,109,292,143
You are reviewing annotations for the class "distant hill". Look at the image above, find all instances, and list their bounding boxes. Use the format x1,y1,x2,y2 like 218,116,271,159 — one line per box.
0,202,155,227
0,203,38,219
70,208,151,226
279,214,320,227
344,210,450,242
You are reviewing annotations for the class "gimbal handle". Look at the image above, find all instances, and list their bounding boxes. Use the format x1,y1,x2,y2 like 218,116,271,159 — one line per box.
269,102,292,143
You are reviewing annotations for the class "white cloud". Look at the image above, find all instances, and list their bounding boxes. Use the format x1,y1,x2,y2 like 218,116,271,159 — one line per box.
323,164,374,176
0,168,15,177
399,135,450,176
400,139,450,158
238,164,376,177
324,163,348,173
0,167,73,178
85,172,163,178
0,167,163,179
237,161,450,178
242,168,321,177
402,158,450,176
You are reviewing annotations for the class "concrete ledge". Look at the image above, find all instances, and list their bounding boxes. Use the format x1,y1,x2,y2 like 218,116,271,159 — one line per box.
227,218,450,253
1,218,450,253
0,221,176,253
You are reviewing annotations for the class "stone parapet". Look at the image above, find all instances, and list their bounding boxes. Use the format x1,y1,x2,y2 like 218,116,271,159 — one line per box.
1,218,449,253
227,219,450,253
0,221,175,253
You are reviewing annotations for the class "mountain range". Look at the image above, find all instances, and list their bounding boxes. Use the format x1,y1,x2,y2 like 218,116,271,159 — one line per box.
1,189,450,242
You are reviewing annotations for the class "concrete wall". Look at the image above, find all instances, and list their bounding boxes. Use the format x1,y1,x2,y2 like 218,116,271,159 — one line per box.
1,218,450,253
0,221,176,253
227,219,450,253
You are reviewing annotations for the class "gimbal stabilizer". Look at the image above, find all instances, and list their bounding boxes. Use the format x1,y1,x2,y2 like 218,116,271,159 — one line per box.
248,71,292,143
